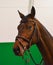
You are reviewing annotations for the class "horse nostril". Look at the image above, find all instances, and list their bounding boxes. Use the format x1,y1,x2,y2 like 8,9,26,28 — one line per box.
16,47,20,53
13,47,20,55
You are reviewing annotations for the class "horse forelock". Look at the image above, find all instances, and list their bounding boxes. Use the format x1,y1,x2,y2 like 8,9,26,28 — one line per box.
20,14,35,23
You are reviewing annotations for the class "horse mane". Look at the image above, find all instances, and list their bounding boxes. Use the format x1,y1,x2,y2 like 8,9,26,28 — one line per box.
35,18,53,65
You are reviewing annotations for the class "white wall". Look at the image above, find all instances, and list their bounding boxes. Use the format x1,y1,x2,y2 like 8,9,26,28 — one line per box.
0,0,53,42
34,0,53,36
0,0,29,42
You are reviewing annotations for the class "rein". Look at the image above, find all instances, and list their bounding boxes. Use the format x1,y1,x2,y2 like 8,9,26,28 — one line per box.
28,49,44,65
22,49,44,65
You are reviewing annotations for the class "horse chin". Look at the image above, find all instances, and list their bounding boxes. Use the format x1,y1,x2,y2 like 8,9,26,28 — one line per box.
14,38,29,56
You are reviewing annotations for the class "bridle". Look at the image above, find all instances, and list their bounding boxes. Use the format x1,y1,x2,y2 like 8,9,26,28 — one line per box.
15,21,44,65
16,21,38,48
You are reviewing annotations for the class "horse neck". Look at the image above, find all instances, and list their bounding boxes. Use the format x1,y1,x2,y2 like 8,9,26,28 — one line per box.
34,18,53,65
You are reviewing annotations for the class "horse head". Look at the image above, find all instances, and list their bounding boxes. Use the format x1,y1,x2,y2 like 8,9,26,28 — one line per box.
13,6,38,56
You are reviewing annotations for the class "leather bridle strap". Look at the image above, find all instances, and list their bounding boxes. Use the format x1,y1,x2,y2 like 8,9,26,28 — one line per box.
17,22,36,47
17,36,30,43
16,22,39,49
16,21,39,51
16,23,44,65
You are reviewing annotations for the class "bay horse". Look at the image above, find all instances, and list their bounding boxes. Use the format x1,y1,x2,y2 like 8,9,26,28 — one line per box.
13,6,53,65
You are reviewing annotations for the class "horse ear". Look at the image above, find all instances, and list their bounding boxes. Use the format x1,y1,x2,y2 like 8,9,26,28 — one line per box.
18,10,25,19
31,6,36,17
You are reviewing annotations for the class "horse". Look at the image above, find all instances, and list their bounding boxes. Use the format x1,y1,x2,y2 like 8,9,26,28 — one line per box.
13,6,53,65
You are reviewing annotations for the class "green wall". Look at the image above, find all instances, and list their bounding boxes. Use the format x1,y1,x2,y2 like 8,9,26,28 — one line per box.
0,42,44,65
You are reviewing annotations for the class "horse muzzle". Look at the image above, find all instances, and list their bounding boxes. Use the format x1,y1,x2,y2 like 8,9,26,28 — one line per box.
13,37,29,56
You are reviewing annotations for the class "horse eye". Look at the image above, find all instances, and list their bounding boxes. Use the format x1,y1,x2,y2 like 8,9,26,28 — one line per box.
27,26,32,29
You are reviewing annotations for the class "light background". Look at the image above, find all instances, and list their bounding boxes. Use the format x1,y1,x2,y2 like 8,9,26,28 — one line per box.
0,0,53,42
